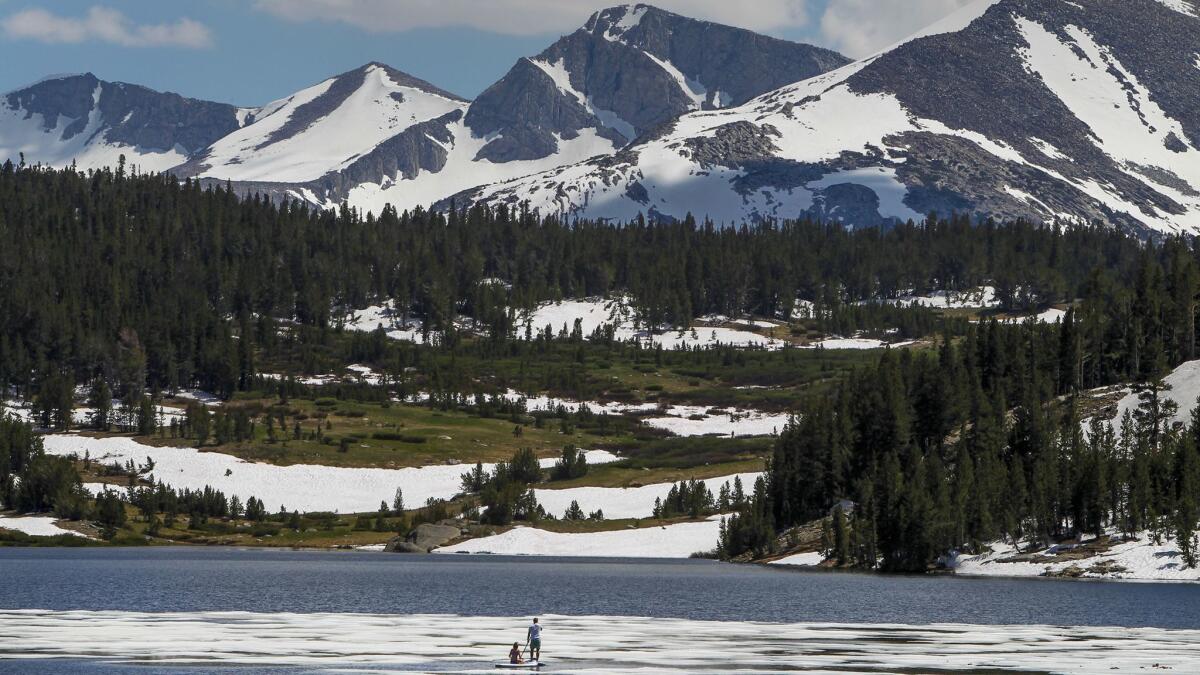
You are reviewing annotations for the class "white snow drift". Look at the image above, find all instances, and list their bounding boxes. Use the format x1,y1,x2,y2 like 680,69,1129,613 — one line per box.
436,516,724,558
0,515,85,538
954,532,1200,582
42,435,617,514
1106,359,1200,435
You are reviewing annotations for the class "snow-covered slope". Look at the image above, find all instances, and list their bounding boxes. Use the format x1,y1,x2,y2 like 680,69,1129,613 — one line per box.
456,0,1200,235
1,73,246,173
175,63,467,184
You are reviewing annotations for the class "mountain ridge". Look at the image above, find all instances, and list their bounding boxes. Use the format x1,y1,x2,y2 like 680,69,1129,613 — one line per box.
453,0,1200,235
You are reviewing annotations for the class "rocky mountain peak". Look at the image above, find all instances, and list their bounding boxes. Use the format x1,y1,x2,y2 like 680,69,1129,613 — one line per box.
454,0,1200,236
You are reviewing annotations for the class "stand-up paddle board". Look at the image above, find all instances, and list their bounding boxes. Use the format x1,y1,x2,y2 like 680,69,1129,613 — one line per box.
495,661,545,669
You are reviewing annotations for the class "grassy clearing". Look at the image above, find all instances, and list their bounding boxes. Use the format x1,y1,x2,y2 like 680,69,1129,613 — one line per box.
136,397,633,469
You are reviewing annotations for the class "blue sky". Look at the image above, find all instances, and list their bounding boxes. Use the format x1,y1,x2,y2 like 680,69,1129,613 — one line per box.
0,1,967,106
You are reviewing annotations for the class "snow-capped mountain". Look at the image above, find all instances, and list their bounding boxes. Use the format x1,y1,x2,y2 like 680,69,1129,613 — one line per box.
0,4,847,217
1,73,248,173
319,4,848,214
173,63,468,187
454,0,1200,235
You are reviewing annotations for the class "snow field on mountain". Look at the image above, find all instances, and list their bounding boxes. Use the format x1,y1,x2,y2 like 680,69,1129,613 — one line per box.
953,532,1200,582
436,515,724,557
1014,17,1200,233
471,78,939,224
197,65,465,183
8,610,1198,672
475,5,1200,235
345,118,618,216
533,472,763,520
0,515,86,538
42,435,617,514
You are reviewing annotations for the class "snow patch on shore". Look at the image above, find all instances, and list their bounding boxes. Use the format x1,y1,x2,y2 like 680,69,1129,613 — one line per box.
436,516,724,558
770,551,826,567
954,532,1200,582
0,515,86,538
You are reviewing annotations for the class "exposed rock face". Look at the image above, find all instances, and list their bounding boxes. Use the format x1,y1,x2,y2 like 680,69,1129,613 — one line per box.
466,4,849,163
460,0,1200,236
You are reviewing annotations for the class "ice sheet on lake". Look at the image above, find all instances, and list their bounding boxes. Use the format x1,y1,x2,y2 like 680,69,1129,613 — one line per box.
1,610,1198,673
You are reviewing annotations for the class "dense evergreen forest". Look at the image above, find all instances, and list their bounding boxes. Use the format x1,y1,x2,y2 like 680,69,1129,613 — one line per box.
721,274,1200,569
4,162,1200,568
0,161,1152,398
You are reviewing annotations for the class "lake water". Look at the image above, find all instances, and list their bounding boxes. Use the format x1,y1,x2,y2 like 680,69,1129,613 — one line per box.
2,547,1200,673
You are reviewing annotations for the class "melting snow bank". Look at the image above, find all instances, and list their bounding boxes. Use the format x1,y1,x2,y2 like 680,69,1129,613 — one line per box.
641,407,789,437
0,515,86,538
1106,359,1200,436
436,517,724,558
1,610,1199,672
883,286,999,309
41,435,617,514
953,532,1200,582
770,551,826,567
534,473,762,520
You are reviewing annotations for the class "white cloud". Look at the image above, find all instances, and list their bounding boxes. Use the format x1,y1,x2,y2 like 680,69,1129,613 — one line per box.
2,6,212,49
253,0,810,37
818,0,982,58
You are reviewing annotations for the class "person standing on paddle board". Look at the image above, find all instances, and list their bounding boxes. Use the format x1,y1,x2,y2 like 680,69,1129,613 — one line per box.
526,618,542,661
